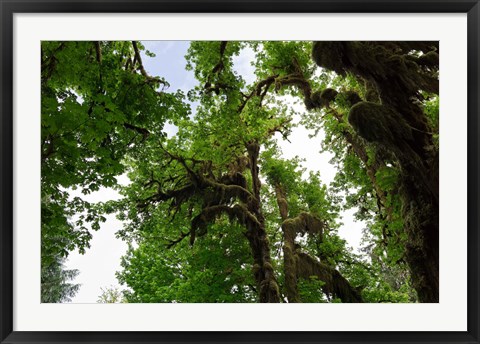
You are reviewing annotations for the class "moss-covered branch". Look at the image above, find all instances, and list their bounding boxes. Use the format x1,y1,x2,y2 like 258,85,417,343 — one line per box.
296,252,363,303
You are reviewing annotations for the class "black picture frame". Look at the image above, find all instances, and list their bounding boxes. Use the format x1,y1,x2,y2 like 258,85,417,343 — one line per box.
1,1,479,343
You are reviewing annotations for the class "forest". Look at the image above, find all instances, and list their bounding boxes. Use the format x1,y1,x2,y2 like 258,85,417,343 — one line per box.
41,41,439,303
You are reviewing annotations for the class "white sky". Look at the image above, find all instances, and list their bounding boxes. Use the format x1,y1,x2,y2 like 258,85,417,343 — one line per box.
64,41,365,303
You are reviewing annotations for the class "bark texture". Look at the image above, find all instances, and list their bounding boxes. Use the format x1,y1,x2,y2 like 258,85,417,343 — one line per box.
312,41,439,302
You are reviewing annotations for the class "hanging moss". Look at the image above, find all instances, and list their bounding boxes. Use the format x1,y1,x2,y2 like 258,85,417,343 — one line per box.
319,88,338,106
259,278,280,302
307,90,322,109
273,184,288,220
281,210,326,303
312,42,348,75
226,155,250,176
349,102,400,144
254,244,281,303
343,90,362,107
312,41,439,302
296,252,363,303
283,212,324,240
417,51,439,69
305,88,339,110
304,96,316,110
283,241,300,303
189,203,261,245
348,101,438,199
252,263,261,274
365,88,379,103
203,177,253,206
312,41,439,103
386,41,439,55
347,101,422,159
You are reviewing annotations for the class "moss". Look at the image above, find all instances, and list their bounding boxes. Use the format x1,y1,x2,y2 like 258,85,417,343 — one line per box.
275,73,311,92
296,252,363,303
319,88,338,107
274,184,289,220
343,90,362,107
283,237,300,302
418,51,439,69
365,88,379,102
263,262,273,272
348,102,414,149
259,277,281,303
309,90,323,108
395,157,439,302
348,102,385,141
312,40,439,302
304,96,316,110
282,218,297,242
269,280,280,297
282,212,323,240
282,211,324,303
282,212,325,303
312,41,347,75
252,263,261,281
312,41,439,106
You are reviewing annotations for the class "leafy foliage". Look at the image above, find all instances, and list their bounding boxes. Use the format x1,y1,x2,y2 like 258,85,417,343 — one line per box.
41,40,438,303
41,41,188,302
97,286,127,303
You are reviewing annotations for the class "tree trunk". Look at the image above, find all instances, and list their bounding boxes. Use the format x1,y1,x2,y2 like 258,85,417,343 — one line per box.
274,183,362,303
246,141,281,303
399,165,439,302
274,184,300,303
312,41,439,302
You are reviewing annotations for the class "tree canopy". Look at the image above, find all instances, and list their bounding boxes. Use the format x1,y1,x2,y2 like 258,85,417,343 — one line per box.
41,40,439,303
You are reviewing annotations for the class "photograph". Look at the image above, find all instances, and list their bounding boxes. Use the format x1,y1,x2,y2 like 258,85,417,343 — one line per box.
40,40,440,304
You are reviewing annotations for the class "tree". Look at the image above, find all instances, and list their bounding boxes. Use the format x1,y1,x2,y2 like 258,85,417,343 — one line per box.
41,41,188,301
41,40,438,303
41,257,80,303
310,42,439,302
97,286,127,303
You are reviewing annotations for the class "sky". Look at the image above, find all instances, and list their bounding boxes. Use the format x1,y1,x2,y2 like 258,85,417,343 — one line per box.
64,41,365,303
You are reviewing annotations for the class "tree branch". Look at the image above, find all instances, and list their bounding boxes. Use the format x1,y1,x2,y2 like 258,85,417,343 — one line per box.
131,41,167,88
166,231,190,249
94,41,102,64
296,252,363,303
124,123,150,141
